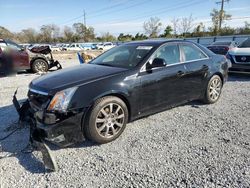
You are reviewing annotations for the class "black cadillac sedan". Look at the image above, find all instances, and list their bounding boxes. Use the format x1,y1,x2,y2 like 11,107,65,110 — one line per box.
23,40,228,146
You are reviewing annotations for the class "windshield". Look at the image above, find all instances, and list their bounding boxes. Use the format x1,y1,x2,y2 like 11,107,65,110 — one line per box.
5,39,22,50
90,44,153,68
238,38,250,48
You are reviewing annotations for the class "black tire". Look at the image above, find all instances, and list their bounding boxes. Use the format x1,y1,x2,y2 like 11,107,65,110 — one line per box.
32,59,49,73
203,75,223,104
84,96,128,144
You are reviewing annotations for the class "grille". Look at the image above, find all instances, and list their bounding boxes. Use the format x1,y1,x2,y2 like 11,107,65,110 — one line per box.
235,55,250,62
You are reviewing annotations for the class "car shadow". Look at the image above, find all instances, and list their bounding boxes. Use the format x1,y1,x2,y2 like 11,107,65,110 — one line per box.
228,72,250,82
0,103,99,174
0,104,46,173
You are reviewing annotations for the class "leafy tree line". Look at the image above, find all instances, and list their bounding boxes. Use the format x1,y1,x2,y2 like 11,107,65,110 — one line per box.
0,8,250,43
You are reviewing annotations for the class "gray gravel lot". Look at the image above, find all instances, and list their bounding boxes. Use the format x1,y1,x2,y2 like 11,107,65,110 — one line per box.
0,60,250,187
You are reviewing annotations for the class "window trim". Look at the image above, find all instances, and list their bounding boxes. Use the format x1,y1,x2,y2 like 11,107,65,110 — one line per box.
179,43,209,63
140,42,181,72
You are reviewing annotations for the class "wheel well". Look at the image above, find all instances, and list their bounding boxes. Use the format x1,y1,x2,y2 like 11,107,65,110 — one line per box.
214,72,224,85
104,93,131,121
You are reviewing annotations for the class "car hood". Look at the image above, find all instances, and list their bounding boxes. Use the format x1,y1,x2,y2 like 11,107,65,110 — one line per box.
228,47,250,55
30,64,127,95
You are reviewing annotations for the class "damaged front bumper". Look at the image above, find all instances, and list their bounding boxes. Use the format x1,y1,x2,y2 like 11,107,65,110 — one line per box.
13,90,87,171
34,111,86,147
13,90,86,147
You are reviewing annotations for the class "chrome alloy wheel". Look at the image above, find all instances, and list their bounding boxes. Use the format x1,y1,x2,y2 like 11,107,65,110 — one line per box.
209,77,222,101
95,103,125,138
35,61,47,72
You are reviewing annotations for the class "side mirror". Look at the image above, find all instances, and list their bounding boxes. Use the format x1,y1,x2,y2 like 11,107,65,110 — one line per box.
146,58,166,71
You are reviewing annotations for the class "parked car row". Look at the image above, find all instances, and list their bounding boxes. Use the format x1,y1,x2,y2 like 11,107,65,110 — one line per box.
0,39,62,74
20,42,118,52
206,38,250,73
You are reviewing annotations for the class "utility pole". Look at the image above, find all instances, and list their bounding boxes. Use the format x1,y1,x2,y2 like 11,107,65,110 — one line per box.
83,9,86,26
216,0,229,34
83,9,86,42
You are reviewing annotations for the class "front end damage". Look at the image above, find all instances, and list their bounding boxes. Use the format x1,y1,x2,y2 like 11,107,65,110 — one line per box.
13,89,86,171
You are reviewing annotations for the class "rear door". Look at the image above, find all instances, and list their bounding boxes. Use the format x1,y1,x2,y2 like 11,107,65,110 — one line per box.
179,43,210,99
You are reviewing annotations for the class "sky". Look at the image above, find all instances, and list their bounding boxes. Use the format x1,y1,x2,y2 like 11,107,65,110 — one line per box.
0,0,250,36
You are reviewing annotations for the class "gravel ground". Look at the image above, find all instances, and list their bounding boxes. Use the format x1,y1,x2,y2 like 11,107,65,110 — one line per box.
0,60,249,187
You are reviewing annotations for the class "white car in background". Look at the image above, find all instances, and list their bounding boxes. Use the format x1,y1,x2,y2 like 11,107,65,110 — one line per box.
50,45,61,52
66,43,84,51
96,42,115,50
81,43,92,50
226,38,250,73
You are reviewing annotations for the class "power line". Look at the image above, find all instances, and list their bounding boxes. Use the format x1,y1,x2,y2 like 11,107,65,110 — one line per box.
87,0,134,16
95,0,205,26
88,0,152,20
58,0,134,26
59,14,84,25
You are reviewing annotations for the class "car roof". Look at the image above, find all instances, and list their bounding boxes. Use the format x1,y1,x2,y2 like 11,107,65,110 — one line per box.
124,39,191,47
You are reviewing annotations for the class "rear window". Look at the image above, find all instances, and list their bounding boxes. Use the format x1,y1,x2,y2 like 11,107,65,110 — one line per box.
238,38,250,48
212,41,231,45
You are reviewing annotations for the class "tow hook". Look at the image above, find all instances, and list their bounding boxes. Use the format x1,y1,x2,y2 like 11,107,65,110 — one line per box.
12,89,58,172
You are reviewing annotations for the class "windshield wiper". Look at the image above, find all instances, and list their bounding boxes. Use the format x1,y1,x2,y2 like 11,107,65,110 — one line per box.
97,63,115,67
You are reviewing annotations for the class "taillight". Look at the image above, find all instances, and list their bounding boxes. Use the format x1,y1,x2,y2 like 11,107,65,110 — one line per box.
224,47,229,51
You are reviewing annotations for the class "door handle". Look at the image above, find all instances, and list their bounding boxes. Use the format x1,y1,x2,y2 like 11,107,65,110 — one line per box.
202,65,209,71
177,71,185,77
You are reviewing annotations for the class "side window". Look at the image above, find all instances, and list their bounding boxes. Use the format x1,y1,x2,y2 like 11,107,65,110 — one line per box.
153,44,180,65
5,40,21,51
181,44,207,61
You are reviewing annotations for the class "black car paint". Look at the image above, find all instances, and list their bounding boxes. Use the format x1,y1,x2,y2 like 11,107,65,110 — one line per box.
26,40,228,147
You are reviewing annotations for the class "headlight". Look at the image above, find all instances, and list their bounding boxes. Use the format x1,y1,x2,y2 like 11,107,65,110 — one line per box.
47,87,77,112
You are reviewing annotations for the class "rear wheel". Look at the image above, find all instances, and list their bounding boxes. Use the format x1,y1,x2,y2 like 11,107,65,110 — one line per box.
203,75,223,104
84,96,128,144
32,59,48,73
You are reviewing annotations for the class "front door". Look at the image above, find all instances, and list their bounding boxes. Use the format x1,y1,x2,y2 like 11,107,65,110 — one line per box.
138,43,189,114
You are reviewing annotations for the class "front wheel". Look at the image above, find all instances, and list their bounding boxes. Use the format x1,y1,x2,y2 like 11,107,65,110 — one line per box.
32,59,49,73
84,96,128,144
203,75,223,104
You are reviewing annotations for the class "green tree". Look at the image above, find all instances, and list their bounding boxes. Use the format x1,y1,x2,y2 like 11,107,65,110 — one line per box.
210,8,231,35
133,33,148,40
160,25,173,38
73,23,95,42
118,33,133,41
99,32,116,42
193,22,205,37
